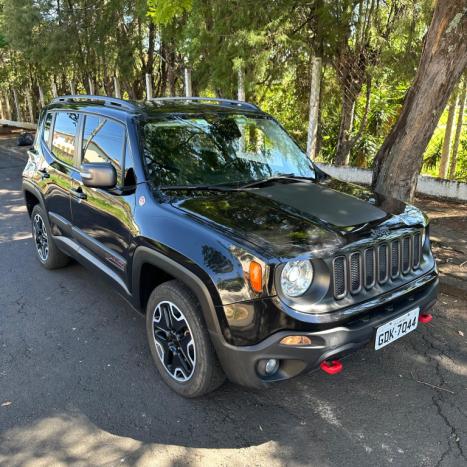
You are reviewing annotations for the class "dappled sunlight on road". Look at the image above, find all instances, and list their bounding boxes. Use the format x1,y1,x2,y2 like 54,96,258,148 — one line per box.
0,232,32,243
0,200,30,242
0,413,141,466
0,413,287,467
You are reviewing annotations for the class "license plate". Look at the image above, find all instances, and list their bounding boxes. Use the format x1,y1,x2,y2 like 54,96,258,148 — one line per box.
375,308,419,350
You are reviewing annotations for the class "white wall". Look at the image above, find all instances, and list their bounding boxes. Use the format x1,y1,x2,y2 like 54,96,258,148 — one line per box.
0,119,37,130
317,163,467,202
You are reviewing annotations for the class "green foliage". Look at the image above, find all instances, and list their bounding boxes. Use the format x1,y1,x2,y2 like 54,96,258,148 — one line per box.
455,139,467,182
0,0,464,182
423,102,467,181
0,0,151,97
147,0,192,25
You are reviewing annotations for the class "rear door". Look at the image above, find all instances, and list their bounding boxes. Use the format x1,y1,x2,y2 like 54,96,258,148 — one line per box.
70,114,135,279
40,111,81,234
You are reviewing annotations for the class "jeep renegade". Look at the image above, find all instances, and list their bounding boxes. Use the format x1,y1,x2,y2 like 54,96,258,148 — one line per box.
23,95,438,397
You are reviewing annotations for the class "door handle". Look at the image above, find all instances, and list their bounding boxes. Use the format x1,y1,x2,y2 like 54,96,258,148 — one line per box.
38,168,50,179
70,187,87,200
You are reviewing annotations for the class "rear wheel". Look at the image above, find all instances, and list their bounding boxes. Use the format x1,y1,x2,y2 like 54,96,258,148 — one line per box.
31,205,69,269
146,280,225,397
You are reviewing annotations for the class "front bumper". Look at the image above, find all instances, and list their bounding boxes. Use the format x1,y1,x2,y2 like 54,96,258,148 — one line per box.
214,273,438,388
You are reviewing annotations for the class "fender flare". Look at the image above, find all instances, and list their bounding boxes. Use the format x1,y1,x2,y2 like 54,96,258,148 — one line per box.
22,180,57,235
132,246,226,340
22,180,47,217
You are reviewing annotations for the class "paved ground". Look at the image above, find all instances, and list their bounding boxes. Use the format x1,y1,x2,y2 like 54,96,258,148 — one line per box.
421,197,467,299
0,134,466,467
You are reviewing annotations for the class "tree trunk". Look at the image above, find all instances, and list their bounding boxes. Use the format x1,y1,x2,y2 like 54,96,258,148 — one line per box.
145,73,153,100
12,88,22,122
449,78,466,179
438,90,458,178
160,42,168,97
87,77,95,95
51,79,58,98
114,76,121,99
372,0,467,202
184,67,192,97
237,65,245,101
334,92,356,165
306,56,322,160
132,78,142,100
60,73,67,95
0,94,5,120
26,89,35,123
146,22,156,77
4,93,12,120
38,85,45,108
167,50,176,96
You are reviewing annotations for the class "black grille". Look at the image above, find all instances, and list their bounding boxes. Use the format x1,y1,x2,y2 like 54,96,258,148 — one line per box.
364,248,375,288
413,233,421,268
391,240,400,278
333,256,346,299
332,231,423,299
378,244,388,283
402,237,411,273
349,252,362,293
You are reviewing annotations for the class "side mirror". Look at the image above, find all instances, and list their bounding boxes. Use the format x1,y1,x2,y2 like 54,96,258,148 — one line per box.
80,163,117,188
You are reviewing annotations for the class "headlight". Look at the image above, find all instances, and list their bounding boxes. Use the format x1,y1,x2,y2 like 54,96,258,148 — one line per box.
280,260,313,297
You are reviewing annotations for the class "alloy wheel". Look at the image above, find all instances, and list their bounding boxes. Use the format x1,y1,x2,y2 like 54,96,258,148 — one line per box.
152,300,196,382
33,213,49,261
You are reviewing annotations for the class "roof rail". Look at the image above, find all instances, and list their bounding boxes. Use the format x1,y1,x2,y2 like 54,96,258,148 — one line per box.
148,97,261,111
51,95,140,112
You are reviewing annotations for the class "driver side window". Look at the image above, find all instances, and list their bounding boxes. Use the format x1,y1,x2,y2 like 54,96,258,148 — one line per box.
82,115,125,184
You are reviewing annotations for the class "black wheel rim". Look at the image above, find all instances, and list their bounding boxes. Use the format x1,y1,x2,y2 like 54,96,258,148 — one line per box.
152,301,196,382
33,213,49,261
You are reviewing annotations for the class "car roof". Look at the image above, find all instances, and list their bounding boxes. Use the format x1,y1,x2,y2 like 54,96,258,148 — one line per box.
46,95,265,120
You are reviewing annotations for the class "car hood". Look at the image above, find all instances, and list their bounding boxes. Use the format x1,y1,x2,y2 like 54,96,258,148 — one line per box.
168,177,427,259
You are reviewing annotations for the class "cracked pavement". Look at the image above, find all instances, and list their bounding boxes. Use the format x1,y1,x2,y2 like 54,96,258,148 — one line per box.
0,135,466,466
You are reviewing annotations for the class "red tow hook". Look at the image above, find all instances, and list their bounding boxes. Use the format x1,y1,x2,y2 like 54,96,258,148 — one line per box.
419,313,433,324
320,359,343,375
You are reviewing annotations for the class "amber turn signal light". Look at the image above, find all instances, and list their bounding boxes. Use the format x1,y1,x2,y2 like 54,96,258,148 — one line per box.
249,261,263,293
280,335,312,346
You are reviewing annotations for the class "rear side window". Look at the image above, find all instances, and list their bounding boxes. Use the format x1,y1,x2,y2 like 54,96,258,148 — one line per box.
42,112,53,147
82,115,125,181
51,112,79,165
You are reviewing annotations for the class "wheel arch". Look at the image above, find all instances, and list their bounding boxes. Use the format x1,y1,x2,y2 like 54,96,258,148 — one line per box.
132,246,226,340
22,181,47,218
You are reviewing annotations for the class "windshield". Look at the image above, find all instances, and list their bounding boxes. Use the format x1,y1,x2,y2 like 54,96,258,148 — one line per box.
142,113,315,187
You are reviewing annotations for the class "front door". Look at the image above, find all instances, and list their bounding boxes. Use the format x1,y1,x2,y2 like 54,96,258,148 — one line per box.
70,114,134,280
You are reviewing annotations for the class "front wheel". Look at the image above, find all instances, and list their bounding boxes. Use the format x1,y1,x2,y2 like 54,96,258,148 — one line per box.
31,205,69,269
146,280,225,397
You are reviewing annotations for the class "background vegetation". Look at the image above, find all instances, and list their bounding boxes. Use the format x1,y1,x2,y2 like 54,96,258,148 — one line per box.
0,0,465,181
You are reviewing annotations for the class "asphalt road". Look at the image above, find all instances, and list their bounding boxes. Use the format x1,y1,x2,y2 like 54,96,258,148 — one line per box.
0,138,466,467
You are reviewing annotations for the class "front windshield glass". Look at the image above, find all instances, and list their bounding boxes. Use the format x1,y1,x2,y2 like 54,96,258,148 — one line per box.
142,113,315,187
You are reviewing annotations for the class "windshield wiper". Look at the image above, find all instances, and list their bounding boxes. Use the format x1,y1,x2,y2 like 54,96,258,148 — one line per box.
158,184,239,192
240,173,314,189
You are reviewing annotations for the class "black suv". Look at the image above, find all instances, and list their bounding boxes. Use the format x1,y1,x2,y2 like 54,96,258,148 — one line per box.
23,95,438,397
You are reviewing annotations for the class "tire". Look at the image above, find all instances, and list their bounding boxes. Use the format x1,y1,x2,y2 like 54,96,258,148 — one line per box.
146,280,225,397
31,205,69,269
